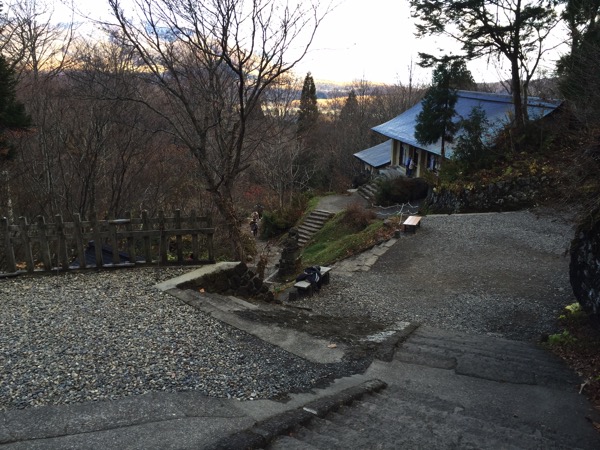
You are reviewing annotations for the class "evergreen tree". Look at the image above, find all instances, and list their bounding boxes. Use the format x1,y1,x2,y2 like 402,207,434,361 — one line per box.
414,58,473,159
452,106,494,171
557,0,600,124
340,89,359,123
0,55,31,160
297,72,319,136
410,0,558,129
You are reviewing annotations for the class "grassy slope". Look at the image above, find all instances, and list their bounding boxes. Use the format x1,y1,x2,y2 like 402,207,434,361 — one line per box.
300,212,400,268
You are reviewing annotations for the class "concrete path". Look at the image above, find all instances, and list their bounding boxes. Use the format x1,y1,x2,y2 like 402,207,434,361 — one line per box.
313,192,369,214
2,321,598,449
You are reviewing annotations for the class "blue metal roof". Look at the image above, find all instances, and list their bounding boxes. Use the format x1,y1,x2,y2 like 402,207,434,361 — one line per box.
353,139,391,168
371,90,562,159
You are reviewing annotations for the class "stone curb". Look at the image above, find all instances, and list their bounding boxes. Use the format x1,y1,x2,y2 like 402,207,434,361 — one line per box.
204,379,388,450
374,322,421,362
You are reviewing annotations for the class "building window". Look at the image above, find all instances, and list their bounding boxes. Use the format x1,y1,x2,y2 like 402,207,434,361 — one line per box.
427,153,438,172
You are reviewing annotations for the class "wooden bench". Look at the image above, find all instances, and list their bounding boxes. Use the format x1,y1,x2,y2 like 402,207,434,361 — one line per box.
294,266,332,297
403,215,422,233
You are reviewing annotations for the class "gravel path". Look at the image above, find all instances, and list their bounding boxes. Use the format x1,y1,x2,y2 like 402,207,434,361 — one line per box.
295,208,576,341
0,207,577,412
0,269,358,411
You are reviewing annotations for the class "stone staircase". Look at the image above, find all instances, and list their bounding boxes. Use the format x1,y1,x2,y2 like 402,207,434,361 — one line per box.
297,209,335,247
266,386,581,449
357,166,406,204
356,180,378,204
255,326,597,450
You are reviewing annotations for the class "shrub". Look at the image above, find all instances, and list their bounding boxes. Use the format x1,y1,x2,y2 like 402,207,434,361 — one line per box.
261,210,293,239
547,330,577,345
260,194,308,239
342,203,377,232
451,106,496,173
437,159,463,185
375,177,430,206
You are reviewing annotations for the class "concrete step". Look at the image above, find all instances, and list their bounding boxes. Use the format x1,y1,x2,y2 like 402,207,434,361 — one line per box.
303,215,329,224
357,190,371,201
298,222,324,233
268,435,320,449
310,210,335,219
357,182,378,203
359,184,377,195
267,388,577,450
262,327,597,450
396,327,580,389
295,416,369,448
295,210,334,247
363,182,379,192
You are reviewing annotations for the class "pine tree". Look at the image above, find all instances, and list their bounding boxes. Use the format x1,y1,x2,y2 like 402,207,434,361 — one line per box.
340,90,359,124
410,0,558,129
0,55,31,160
297,72,319,136
452,106,493,171
414,58,473,159
557,0,600,123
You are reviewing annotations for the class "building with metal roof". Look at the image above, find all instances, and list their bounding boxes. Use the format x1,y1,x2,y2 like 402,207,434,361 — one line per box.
362,90,561,178
353,139,391,172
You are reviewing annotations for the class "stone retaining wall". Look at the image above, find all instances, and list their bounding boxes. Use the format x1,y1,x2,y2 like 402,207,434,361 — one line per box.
570,212,600,320
425,175,554,213
178,262,275,303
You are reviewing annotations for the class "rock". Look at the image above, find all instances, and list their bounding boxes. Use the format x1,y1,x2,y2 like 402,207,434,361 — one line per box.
570,211,600,322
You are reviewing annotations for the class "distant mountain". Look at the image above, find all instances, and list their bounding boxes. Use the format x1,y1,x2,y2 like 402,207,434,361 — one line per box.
313,79,388,99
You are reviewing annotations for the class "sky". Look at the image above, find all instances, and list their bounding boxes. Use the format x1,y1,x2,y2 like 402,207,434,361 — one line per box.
295,0,568,85
48,0,567,86
293,0,440,85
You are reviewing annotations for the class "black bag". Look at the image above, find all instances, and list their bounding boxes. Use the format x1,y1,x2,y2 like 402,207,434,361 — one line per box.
296,266,322,290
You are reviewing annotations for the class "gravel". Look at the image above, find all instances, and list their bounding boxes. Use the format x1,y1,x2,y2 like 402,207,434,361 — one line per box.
295,208,578,341
0,268,358,411
0,207,579,412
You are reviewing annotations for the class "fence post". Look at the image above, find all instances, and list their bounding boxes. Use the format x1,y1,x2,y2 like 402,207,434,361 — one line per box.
159,210,167,264
142,210,152,263
55,214,70,270
2,217,17,273
109,216,120,265
126,211,136,265
175,209,183,263
37,216,52,270
91,212,103,268
19,217,35,272
73,214,87,269
206,211,215,263
190,210,199,263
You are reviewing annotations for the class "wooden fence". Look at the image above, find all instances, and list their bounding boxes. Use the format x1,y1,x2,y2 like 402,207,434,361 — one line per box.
1,210,215,276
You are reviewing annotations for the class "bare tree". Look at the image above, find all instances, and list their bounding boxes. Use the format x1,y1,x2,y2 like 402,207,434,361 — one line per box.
254,75,313,208
106,0,328,259
0,0,74,78
0,0,75,218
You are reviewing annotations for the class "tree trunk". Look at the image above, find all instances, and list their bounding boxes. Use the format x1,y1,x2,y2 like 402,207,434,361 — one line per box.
511,0,525,129
212,188,246,262
511,57,525,129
